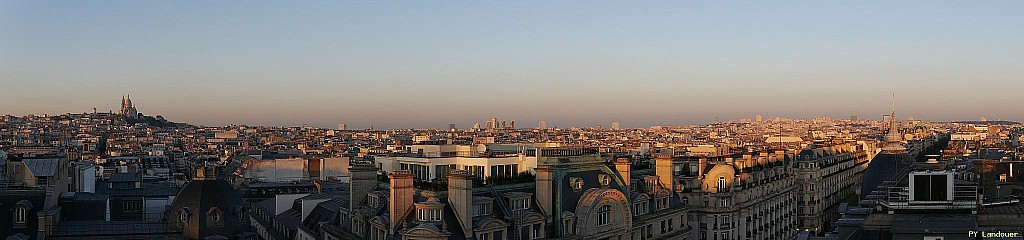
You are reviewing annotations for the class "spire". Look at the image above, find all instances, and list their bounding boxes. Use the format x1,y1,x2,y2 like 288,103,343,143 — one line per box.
881,93,906,154
891,93,896,121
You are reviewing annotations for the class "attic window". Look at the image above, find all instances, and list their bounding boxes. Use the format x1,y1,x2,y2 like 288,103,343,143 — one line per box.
14,206,27,227
509,196,528,210
177,207,191,227
473,203,492,217
207,207,224,228
717,177,727,193
570,178,584,191
418,208,441,221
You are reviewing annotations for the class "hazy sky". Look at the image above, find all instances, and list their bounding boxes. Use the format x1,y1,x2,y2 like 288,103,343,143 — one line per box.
2,1,1022,129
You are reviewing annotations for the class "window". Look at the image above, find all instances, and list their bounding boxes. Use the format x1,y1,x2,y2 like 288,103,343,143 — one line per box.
123,201,142,213
210,211,221,223
598,205,611,226
493,230,504,240
633,201,650,216
15,207,27,224
644,225,653,239
532,224,542,239
512,198,530,210
207,207,224,227
564,219,573,235
718,177,727,193
177,208,190,224
419,208,442,221
481,203,492,216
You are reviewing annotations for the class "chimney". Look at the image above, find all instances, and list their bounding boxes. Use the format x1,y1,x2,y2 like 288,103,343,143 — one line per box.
614,158,632,189
698,157,708,178
349,163,378,211
655,153,674,191
389,170,415,234
535,166,554,220
447,170,473,236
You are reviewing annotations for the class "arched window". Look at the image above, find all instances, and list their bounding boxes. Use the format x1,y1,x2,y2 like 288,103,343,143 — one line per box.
15,207,26,224
597,205,611,226
13,200,33,228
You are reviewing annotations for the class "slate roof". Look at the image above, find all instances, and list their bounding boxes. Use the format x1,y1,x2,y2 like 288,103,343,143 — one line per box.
109,172,142,183
22,158,60,177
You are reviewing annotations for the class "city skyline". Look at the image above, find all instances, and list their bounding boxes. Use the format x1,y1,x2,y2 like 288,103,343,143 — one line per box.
3,1,1024,128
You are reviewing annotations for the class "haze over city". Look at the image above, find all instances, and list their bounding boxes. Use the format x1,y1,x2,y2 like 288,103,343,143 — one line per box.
3,1,1023,128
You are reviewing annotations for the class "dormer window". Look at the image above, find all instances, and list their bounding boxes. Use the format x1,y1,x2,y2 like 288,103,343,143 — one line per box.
599,174,611,187
207,207,224,228
717,177,727,193
511,198,530,210
13,200,32,229
14,207,27,225
633,201,649,216
570,178,584,191
657,197,669,210
418,208,441,221
473,203,493,217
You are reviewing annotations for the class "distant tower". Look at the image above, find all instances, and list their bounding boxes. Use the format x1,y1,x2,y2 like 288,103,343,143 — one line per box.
755,115,763,123
611,122,620,130
448,123,456,131
509,120,515,129
538,121,547,129
490,117,498,129
338,123,347,130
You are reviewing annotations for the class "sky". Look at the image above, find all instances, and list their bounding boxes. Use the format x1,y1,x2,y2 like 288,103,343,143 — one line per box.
2,1,1023,129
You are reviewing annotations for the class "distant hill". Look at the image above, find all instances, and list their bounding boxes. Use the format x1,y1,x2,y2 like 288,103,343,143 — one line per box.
125,115,191,128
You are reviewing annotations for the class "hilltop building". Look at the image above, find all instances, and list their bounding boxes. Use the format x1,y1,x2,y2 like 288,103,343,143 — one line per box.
119,95,139,120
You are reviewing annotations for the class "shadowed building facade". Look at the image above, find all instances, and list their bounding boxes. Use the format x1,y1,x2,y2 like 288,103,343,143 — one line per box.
317,147,691,240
